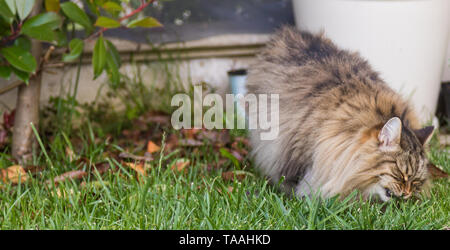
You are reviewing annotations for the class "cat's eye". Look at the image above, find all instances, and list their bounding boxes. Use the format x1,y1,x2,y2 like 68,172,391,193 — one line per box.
412,180,423,186
385,188,393,198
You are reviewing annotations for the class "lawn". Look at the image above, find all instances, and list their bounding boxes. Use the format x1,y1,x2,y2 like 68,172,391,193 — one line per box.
0,77,449,230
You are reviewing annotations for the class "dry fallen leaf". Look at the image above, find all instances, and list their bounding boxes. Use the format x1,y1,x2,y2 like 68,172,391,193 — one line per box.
165,133,179,151
216,186,234,195
65,147,77,162
170,159,190,173
143,111,171,125
178,138,203,147
221,171,246,182
147,141,161,153
230,150,244,162
123,161,151,183
121,129,140,140
119,152,153,162
123,162,147,176
50,170,88,185
181,128,200,139
197,130,231,147
88,162,114,175
205,158,228,172
0,165,28,184
215,130,231,146
231,141,249,156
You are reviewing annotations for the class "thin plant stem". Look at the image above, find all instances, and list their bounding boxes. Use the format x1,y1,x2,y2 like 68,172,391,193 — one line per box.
30,122,54,169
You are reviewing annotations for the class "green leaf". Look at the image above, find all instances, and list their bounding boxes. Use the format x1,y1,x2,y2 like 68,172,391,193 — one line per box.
5,0,16,15
94,16,120,28
26,29,57,43
102,2,122,12
45,0,60,12
22,12,62,30
219,148,240,168
60,2,93,33
21,12,62,42
22,27,56,43
54,30,68,46
85,1,100,16
63,38,84,62
105,39,120,86
1,45,37,73
69,38,84,54
15,0,35,20
106,51,119,86
0,65,12,80
94,0,107,5
0,0,15,23
127,17,162,28
105,40,120,67
14,37,31,51
11,67,30,84
92,36,106,79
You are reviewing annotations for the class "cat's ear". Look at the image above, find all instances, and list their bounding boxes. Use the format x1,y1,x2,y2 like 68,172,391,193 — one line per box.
378,117,402,152
427,163,449,179
414,126,434,145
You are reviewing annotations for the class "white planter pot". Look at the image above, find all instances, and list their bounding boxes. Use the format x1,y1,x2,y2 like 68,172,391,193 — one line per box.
292,0,450,124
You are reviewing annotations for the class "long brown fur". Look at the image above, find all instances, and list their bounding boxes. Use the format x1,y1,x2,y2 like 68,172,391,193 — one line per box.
246,26,445,201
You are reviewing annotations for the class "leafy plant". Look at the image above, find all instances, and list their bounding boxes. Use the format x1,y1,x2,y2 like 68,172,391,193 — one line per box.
0,0,162,161
0,0,161,84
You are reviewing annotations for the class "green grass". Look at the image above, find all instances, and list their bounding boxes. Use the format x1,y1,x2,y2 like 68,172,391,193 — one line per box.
0,63,449,230
0,123,448,229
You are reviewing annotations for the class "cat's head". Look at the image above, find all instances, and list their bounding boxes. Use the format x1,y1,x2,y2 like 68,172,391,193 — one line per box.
361,117,448,202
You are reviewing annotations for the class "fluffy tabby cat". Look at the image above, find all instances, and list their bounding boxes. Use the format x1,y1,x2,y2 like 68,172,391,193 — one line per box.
247,26,448,202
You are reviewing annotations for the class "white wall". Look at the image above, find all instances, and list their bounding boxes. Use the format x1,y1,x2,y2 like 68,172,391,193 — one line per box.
0,32,449,115
443,40,450,82
0,34,267,114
